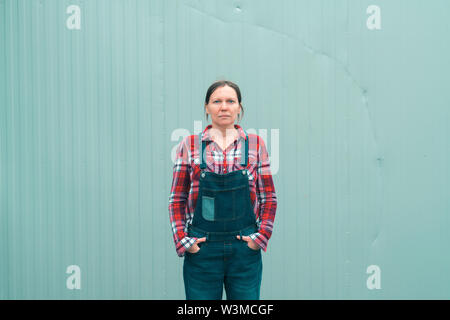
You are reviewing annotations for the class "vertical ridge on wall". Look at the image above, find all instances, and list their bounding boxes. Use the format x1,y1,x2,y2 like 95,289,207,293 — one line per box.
0,0,8,300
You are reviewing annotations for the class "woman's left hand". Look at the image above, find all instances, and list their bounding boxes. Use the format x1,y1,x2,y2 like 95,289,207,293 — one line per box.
236,235,260,250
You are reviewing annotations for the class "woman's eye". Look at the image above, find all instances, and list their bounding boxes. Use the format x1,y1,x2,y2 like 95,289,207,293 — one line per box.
212,100,234,103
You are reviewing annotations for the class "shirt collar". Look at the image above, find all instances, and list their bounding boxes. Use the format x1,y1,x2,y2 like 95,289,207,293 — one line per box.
201,124,247,142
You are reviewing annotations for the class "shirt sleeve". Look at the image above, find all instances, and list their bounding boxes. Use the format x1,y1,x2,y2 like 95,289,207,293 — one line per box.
168,136,197,257
250,135,277,252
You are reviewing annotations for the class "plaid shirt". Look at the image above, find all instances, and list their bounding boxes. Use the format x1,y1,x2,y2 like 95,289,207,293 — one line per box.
168,124,277,257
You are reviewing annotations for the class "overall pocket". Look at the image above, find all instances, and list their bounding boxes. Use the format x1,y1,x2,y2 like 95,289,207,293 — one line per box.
203,185,248,222
202,196,215,221
242,240,261,254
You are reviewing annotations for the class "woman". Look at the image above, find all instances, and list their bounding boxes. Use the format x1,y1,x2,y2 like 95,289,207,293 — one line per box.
168,80,277,300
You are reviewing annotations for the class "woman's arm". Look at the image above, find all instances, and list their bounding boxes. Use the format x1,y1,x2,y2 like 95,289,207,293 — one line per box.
250,136,278,251
168,136,197,257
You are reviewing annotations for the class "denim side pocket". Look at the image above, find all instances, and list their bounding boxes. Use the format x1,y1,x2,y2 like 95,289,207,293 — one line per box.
202,196,215,221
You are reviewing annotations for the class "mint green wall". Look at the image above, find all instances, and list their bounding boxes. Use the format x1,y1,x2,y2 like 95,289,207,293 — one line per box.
1,0,449,299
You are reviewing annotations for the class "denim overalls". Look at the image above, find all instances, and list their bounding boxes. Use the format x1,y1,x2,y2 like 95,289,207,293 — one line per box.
183,131,263,300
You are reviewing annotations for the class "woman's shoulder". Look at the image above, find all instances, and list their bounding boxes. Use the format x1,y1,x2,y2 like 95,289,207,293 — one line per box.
246,132,268,150
179,133,200,146
176,134,203,159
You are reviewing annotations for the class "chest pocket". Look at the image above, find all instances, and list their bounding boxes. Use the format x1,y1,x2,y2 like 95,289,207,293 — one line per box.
201,195,215,221
201,184,248,222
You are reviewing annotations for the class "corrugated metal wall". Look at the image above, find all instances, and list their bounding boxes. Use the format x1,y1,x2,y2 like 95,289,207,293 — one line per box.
1,0,449,299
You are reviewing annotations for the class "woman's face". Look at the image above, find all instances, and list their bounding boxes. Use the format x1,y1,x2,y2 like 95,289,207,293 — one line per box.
205,85,241,128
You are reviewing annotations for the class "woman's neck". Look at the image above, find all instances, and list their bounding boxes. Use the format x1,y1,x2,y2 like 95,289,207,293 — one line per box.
209,124,239,151
210,124,238,139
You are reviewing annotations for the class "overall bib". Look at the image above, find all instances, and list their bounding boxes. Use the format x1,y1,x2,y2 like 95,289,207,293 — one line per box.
183,131,263,300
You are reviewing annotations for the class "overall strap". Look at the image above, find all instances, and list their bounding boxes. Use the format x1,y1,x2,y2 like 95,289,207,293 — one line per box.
241,130,249,167
198,132,207,170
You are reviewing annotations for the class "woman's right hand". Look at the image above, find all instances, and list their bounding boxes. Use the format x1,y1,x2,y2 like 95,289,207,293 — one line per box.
187,237,207,253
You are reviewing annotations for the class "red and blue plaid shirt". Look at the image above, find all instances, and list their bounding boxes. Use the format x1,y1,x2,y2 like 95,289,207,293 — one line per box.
168,124,277,257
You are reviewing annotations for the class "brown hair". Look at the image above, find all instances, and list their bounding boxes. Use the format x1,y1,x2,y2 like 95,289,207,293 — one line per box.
204,80,244,122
